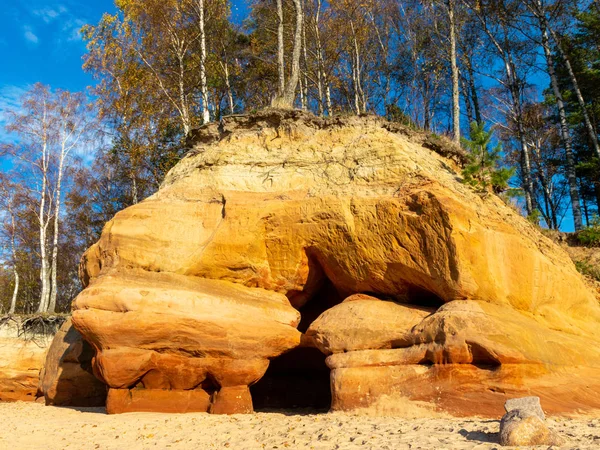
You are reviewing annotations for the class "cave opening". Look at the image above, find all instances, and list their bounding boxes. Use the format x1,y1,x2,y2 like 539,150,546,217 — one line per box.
251,277,342,412
404,285,445,309
250,252,447,412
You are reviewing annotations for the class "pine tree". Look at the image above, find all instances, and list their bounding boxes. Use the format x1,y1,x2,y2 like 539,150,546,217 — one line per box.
462,122,514,193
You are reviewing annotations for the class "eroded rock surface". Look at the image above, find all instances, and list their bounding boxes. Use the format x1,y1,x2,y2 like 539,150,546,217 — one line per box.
0,320,51,402
39,318,106,407
72,110,600,416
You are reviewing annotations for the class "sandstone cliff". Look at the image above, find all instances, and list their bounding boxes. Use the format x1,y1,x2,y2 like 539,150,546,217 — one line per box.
0,318,53,402
72,110,600,416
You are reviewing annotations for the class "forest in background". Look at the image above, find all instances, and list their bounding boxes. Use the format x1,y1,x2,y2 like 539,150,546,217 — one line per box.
1,0,600,314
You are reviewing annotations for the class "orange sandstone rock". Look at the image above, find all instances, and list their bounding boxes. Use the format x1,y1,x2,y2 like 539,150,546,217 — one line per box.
38,318,106,407
71,111,600,416
0,326,49,402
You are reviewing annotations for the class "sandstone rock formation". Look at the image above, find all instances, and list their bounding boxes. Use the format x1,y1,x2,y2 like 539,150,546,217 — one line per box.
72,110,600,416
38,318,106,407
0,319,51,402
73,270,300,414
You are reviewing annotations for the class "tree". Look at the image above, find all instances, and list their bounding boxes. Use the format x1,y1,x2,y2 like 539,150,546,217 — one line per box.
463,0,537,216
0,175,21,314
272,0,304,108
524,0,583,230
47,91,94,313
1,84,93,313
462,122,514,193
447,0,461,143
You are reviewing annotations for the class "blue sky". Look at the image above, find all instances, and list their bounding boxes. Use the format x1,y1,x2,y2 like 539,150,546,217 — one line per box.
0,0,250,127
0,0,578,231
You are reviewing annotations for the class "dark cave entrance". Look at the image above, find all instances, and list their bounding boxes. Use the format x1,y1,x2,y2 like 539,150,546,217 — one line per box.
250,250,446,412
251,277,341,411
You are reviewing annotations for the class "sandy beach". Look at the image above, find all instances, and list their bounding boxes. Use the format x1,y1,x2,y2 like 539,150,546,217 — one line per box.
0,402,598,450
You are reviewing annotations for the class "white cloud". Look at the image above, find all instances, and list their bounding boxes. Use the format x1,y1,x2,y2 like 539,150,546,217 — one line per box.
62,17,86,42
23,26,39,44
32,4,68,23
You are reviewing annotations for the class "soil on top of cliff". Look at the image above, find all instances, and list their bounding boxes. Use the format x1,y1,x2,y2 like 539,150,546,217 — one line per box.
185,109,468,167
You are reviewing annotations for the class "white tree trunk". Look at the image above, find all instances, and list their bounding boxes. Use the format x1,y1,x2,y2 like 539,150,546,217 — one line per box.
198,0,210,124
9,206,19,315
448,0,460,143
276,0,286,97
350,21,362,115
37,139,50,314
48,142,67,314
538,6,583,230
178,51,191,135
282,0,304,106
314,0,325,116
9,271,19,315
301,8,309,111
223,61,235,114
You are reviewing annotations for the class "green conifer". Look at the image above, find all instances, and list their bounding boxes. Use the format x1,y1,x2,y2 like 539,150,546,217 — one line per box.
461,122,514,193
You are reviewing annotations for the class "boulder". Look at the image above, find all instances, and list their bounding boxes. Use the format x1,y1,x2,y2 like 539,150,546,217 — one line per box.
71,110,600,415
505,397,545,421
38,318,106,407
499,409,564,447
306,295,433,354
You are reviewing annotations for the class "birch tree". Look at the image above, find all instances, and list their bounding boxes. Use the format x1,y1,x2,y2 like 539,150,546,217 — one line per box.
47,91,94,313
447,0,461,143
464,0,537,216
0,176,20,314
272,0,304,108
3,84,55,313
524,0,583,230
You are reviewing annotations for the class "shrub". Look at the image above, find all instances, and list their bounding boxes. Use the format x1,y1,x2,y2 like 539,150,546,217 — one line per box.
577,216,600,247
575,260,600,282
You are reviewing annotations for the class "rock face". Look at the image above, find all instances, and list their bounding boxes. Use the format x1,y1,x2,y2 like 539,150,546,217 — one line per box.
38,318,106,407
72,110,600,416
73,270,300,414
0,320,51,402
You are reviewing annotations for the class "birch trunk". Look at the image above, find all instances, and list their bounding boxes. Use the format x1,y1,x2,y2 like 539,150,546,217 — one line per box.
276,0,285,97
48,148,66,314
37,138,50,314
282,0,303,107
9,205,18,315
448,0,461,143
9,271,19,315
538,9,583,230
326,84,332,116
198,0,210,124
314,0,325,116
223,61,235,114
301,7,309,111
350,21,361,115
509,78,536,215
178,51,191,135
467,3,536,214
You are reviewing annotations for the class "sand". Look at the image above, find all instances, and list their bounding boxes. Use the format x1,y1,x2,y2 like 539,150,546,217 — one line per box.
0,402,599,450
